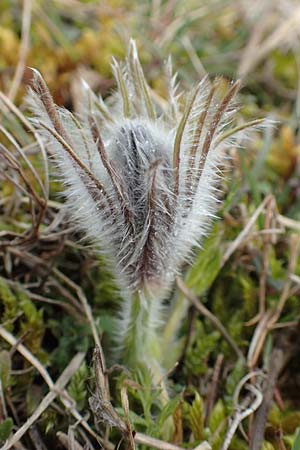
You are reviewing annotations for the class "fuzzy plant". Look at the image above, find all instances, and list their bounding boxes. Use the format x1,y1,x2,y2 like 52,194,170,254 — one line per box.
27,40,259,394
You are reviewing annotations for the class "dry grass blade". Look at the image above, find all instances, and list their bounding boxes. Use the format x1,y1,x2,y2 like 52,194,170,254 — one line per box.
277,214,300,232
52,266,111,396
7,281,82,319
1,352,85,450
221,195,273,268
135,434,211,450
0,326,108,449
0,142,45,210
238,7,300,78
247,310,273,368
0,91,49,198
0,326,54,387
121,385,135,450
8,0,32,101
155,6,210,47
0,124,47,200
51,268,105,357
57,432,85,450
181,35,208,78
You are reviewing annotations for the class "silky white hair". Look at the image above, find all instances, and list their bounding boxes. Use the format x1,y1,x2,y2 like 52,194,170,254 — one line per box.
27,40,260,358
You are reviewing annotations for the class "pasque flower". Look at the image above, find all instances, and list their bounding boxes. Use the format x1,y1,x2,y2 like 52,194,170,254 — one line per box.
27,41,258,380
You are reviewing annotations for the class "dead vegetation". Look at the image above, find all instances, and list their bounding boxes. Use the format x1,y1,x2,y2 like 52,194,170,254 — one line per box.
0,1,300,449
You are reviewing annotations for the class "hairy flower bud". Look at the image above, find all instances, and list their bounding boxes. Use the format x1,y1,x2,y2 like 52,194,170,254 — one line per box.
27,40,259,378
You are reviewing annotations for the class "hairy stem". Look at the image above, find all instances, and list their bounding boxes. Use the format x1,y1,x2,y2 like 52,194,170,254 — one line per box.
121,290,170,405
122,291,174,440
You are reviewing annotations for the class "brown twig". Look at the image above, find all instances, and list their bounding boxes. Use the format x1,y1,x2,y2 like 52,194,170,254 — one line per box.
221,195,272,268
249,348,290,450
205,354,224,424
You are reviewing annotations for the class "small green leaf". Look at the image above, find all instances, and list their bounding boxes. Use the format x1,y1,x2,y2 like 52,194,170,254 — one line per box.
157,395,181,429
0,277,18,330
225,358,246,402
185,223,222,296
261,441,276,450
185,321,220,376
0,350,11,389
68,362,88,411
282,412,300,434
208,399,226,434
188,392,204,440
0,417,13,443
115,407,148,427
292,428,300,450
